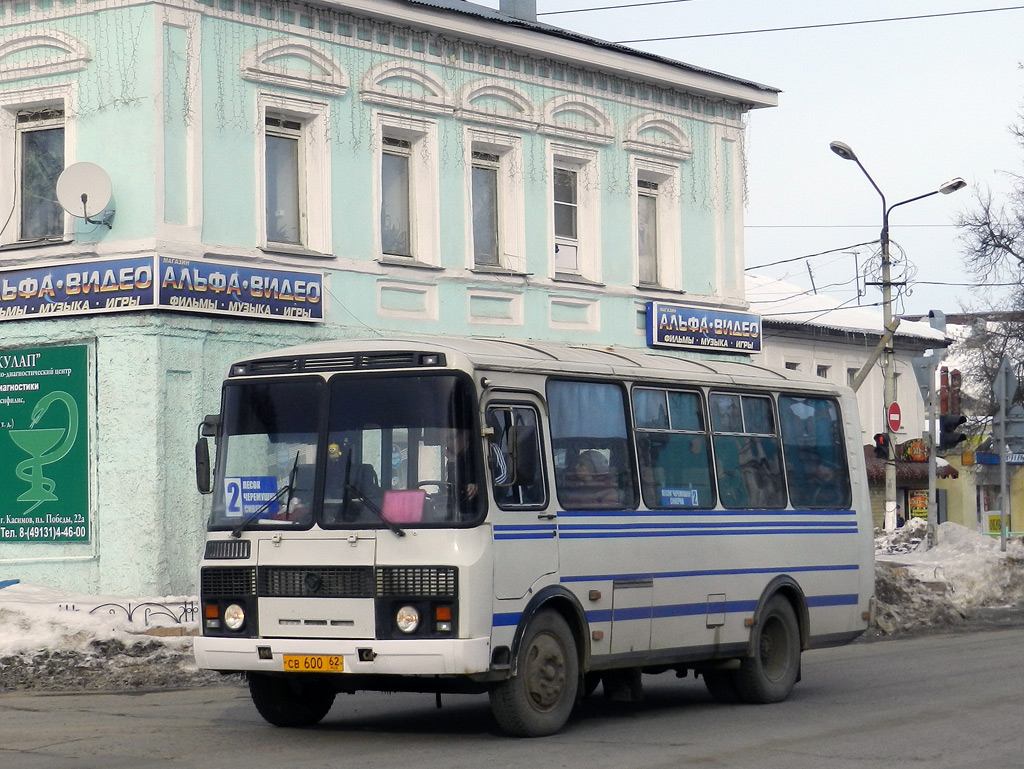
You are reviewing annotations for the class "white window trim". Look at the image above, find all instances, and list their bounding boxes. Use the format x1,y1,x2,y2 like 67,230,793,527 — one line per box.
241,38,348,98
0,84,74,248
549,142,600,282
373,111,440,267
255,92,331,255
464,127,525,274
632,156,682,291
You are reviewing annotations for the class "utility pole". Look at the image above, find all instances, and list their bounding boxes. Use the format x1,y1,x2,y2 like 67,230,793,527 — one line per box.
829,141,965,530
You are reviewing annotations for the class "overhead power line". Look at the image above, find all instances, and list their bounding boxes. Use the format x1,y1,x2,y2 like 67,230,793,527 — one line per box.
605,5,1024,43
539,0,697,15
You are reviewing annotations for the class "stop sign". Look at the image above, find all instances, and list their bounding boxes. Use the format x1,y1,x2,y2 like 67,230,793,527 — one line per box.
887,402,902,432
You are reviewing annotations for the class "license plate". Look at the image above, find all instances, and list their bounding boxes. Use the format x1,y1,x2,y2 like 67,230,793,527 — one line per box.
282,654,344,673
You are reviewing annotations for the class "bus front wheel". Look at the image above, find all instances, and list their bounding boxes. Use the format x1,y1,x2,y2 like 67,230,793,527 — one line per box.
248,673,336,727
489,610,579,737
734,595,801,704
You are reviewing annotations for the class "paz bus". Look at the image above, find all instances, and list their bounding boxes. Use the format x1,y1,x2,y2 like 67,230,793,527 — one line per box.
193,336,874,736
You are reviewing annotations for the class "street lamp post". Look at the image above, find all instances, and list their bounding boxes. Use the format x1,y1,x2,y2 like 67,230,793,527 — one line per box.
829,141,965,531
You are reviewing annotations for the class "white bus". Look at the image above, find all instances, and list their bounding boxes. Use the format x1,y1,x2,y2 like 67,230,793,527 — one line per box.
193,336,874,736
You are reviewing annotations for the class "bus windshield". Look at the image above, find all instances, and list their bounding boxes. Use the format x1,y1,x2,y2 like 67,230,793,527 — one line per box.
208,373,485,531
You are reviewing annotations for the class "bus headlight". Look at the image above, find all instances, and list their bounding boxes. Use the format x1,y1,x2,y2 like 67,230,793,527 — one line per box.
395,605,420,633
224,603,246,631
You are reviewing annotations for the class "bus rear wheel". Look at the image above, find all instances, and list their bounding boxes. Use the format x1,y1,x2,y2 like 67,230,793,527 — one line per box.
489,610,579,737
734,595,801,704
248,673,336,727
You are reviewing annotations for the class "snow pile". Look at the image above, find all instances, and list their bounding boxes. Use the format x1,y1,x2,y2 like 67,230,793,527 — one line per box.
873,520,1024,635
0,583,228,692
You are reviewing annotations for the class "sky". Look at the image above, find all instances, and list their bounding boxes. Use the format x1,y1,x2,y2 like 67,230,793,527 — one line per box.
476,0,1024,318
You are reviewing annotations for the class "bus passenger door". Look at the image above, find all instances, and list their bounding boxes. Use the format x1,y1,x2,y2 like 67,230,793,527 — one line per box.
486,400,558,600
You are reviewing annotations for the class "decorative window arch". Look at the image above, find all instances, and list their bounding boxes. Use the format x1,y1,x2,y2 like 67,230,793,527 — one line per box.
456,81,536,132
0,30,90,83
539,95,613,146
623,114,692,160
241,38,348,97
360,62,454,116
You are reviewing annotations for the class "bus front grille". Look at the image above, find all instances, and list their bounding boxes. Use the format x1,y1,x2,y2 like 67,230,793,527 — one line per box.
201,565,458,600
376,566,458,597
259,566,374,598
201,566,257,596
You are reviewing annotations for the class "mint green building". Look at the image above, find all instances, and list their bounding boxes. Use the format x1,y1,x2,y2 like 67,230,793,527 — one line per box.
0,0,777,594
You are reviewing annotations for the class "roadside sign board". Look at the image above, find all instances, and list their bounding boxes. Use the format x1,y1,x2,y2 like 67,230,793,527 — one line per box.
887,402,902,432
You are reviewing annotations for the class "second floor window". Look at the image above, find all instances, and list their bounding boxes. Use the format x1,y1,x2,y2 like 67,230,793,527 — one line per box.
471,151,500,267
381,136,412,257
637,179,659,285
265,114,303,246
17,107,64,241
553,166,579,272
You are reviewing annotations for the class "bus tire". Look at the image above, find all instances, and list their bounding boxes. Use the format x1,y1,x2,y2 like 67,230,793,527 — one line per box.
734,595,801,704
248,673,336,727
489,610,579,737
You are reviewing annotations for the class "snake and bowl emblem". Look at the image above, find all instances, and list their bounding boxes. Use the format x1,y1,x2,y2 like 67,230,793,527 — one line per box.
8,391,78,514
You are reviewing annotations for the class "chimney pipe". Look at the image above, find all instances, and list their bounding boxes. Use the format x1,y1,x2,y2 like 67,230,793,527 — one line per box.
499,0,537,22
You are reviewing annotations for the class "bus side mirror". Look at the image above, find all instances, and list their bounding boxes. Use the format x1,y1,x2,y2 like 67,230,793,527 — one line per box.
195,414,220,495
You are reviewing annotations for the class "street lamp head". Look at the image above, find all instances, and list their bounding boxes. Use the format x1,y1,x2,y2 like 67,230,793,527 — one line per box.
829,141,858,162
939,177,967,195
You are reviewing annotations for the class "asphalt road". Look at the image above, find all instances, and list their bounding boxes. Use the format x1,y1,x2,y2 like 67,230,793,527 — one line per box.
2,626,1023,769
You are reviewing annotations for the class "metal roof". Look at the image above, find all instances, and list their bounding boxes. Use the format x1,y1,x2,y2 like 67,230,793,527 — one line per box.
403,0,779,99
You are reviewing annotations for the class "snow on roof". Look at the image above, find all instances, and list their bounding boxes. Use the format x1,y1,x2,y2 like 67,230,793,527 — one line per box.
746,274,948,344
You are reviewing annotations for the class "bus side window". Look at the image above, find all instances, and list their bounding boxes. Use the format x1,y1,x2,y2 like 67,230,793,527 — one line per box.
710,392,786,509
779,395,851,508
547,380,637,511
487,405,547,509
633,388,715,509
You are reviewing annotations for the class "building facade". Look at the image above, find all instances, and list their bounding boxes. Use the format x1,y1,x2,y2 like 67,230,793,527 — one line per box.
0,0,777,593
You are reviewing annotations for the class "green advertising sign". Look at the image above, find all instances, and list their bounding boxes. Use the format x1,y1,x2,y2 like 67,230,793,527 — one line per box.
0,345,89,543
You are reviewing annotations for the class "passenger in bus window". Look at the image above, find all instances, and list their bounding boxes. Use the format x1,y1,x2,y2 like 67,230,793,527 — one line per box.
562,450,619,508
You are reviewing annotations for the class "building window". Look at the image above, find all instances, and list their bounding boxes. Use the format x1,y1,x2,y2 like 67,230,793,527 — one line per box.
785,362,800,371
264,114,302,246
637,178,659,285
553,165,579,272
632,158,681,289
381,136,412,257
817,365,831,379
471,150,500,267
258,94,330,254
550,144,599,281
374,113,439,266
17,107,64,241
847,368,859,387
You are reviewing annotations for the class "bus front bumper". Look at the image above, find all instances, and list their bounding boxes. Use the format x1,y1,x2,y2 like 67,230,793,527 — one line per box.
193,635,493,677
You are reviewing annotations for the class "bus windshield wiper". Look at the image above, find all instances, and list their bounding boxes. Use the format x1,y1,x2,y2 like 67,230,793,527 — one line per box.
230,452,299,538
340,454,405,537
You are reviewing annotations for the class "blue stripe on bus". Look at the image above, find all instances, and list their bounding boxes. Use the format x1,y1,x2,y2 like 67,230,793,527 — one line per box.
494,594,860,628
558,528,857,539
559,521,856,530
558,509,856,518
560,563,859,583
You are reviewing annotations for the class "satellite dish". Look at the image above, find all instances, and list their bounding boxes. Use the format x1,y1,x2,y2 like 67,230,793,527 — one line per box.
56,162,113,225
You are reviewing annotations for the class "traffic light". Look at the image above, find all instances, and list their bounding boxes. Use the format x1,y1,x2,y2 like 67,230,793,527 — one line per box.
939,414,967,451
872,433,890,459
